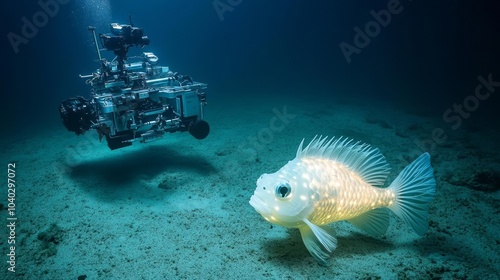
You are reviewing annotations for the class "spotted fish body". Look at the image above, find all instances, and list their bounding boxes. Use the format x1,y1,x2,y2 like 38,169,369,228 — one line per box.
295,157,395,225
249,136,436,265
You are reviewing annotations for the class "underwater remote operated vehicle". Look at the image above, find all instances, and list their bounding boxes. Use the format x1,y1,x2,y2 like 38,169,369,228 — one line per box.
59,19,209,150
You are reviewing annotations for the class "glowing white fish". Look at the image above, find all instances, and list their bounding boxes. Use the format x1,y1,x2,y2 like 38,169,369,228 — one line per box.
249,136,436,265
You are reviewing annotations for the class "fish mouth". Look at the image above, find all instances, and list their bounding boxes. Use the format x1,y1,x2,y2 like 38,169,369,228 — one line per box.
249,195,271,216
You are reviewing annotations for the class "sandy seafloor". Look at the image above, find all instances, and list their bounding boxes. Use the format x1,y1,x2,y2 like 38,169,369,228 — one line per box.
1,92,499,280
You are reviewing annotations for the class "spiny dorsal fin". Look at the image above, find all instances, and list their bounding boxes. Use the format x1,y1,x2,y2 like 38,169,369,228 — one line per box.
296,135,391,186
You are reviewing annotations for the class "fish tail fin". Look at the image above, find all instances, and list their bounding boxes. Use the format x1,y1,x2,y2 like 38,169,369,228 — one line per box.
388,153,436,235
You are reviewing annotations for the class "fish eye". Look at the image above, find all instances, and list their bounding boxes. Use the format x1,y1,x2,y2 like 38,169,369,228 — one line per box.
275,181,291,198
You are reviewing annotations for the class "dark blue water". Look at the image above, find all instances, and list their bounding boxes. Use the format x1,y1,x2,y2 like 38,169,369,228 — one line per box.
3,0,499,136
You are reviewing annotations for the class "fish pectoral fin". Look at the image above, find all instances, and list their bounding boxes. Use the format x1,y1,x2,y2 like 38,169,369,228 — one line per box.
347,208,389,236
299,219,337,266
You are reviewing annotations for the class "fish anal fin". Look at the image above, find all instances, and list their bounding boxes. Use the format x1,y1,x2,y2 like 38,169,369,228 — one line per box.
299,219,337,265
347,208,389,236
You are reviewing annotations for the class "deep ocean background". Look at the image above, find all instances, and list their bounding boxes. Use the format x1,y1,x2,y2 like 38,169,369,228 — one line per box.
2,0,499,135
